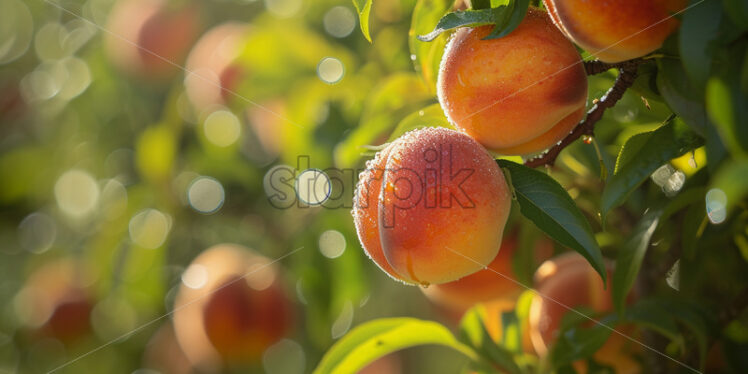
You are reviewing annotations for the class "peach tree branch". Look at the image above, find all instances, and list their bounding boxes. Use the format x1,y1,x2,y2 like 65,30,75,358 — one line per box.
524,59,642,168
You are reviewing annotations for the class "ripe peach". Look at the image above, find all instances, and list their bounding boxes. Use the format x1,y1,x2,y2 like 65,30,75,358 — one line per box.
544,0,686,63
106,0,201,79
353,127,512,285
184,23,251,114
17,259,94,344
437,7,588,155
422,234,553,313
173,244,292,370
529,252,640,373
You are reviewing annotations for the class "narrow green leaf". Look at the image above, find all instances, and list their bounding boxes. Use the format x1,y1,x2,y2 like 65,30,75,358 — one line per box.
314,318,478,374
352,0,374,42
409,0,452,92
483,0,529,40
459,306,522,374
387,103,454,142
612,207,663,314
601,118,704,219
497,160,607,286
656,48,708,136
417,9,495,42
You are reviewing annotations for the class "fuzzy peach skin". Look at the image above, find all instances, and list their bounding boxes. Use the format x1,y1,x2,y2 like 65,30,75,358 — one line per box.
437,7,588,156
376,127,511,285
173,244,292,370
530,252,641,373
352,140,408,283
544,0,686,63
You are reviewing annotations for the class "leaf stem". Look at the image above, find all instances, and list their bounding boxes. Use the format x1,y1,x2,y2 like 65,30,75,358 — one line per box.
524,59,642,168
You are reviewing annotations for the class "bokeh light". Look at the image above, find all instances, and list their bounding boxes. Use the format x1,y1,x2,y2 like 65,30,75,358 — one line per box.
323,6,356,38
706,188,727,224
295,168,331,206
330,301,353,339
0,0,33,64
17,212,56,254
203,110,241,147
318,230,346,259
187,176,225,214
181,264,208,290
128,209,172,249
264,0,304,18
54,169,100,219
316,57,344,84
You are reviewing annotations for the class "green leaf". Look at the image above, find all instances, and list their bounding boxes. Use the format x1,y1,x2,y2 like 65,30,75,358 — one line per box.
722,0,748,29
483,0,529,40
656,46,709,136
387,104,454,141
459,307,522,374
409,0,453,92
314,318,479,374
417,9,495,42
706,75,748,155
550,318,614,368
612,207,663,314
497,160,607,286
601,118,704,219
625,299,683,350
678,0,722,89
352,0,373,42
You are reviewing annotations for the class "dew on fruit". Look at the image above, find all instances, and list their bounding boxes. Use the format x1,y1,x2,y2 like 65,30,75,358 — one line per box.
705,188,727,224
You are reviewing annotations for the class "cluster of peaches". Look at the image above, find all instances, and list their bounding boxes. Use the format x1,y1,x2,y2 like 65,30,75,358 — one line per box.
17,244,294,372
353,0,684,371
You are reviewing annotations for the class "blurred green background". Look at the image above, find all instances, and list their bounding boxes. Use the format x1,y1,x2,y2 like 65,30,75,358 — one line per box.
0,0,476,372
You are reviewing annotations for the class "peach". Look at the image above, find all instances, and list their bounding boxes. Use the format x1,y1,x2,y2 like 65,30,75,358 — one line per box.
17,259,94,344
544,0,686,63
529,252,640,373
106,0,200,79
437,7,588,156
422,234,553,313
173,244,292,370
184,23,251,114
353,127,512,285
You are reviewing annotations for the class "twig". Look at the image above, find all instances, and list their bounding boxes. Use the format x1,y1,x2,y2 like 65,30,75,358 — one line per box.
524,60,641,168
